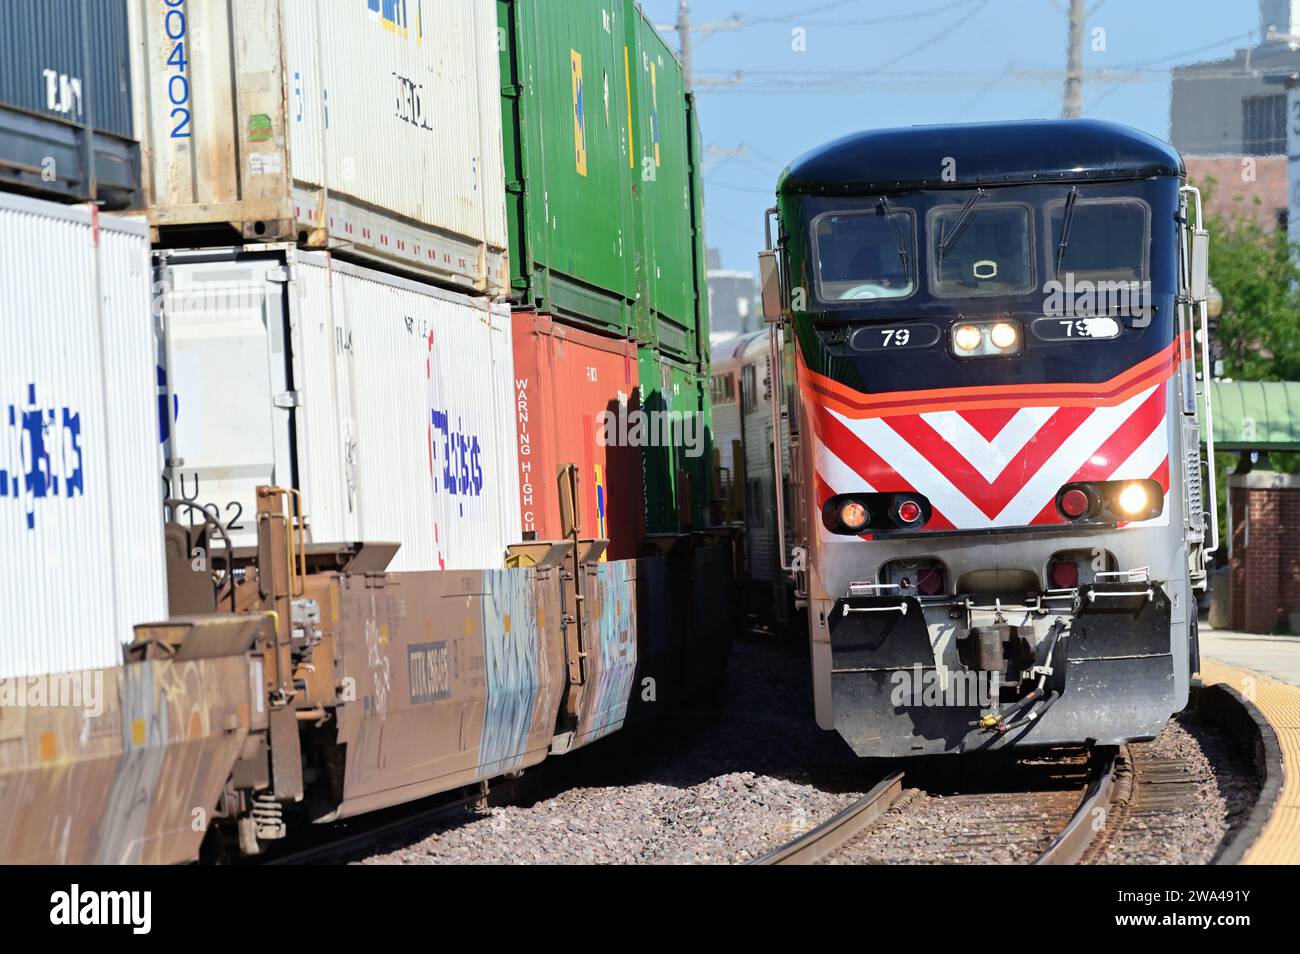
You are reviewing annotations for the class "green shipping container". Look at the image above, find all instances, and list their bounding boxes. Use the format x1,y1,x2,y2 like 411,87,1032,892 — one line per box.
499,1,709,363
638,346,712,533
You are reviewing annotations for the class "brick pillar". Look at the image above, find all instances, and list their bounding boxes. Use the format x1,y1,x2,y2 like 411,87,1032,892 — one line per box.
1228,472,1300,634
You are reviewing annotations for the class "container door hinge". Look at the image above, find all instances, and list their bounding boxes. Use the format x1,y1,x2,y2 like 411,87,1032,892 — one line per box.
267,265,293,284
274,391,301,409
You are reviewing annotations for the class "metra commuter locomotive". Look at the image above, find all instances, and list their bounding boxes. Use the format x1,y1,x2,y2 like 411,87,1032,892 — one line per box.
755,120,1218,756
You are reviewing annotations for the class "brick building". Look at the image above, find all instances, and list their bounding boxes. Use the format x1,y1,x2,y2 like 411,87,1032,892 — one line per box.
1229,471,1300,633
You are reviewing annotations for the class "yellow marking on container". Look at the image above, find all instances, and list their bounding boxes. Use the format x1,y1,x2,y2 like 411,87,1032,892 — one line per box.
38,731,57,762
571,50,588,177
539,608,546,629
379,623,389,646
465,615,474,637
651,62,660,167
330,584,340,625
131,719,146,746
624,46,634,169
188,710,203,740
503,613,512,633
1201,659,1300,864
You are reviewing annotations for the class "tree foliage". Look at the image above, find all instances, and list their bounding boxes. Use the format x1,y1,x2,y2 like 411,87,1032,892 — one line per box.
1199,176,1300,382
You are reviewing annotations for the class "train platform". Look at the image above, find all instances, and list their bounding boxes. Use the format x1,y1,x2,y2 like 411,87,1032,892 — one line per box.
1199,628,1300,863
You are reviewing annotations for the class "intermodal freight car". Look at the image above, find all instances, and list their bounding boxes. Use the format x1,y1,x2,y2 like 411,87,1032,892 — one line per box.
0,1,735,863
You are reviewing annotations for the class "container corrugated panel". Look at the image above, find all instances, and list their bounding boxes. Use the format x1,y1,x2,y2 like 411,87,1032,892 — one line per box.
313,254,520,571
0,193,167,679
510,312,643,558
499,0,638,335
638,346,710,534
159,246,521,572
628,6,699,360
133,0,508,294
0,0,140,207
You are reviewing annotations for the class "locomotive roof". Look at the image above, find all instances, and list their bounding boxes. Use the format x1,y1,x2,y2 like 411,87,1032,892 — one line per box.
777,119,1183,196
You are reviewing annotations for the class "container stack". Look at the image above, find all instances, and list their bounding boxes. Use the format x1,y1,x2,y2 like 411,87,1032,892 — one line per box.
140,0,522,572
1,0,714,679
499,0,713,544
0,1,163,679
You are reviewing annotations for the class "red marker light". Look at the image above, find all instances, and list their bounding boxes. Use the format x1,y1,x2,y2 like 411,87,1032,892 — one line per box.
897,500,922,524
1059,488,1090,519
1050,560,1079,589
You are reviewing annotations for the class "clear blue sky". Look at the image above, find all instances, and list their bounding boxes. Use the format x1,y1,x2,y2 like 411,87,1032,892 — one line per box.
640,0,1258,271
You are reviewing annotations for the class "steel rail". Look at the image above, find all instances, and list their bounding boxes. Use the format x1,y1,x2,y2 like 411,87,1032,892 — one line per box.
1033,745,1123,865
750,771,905,865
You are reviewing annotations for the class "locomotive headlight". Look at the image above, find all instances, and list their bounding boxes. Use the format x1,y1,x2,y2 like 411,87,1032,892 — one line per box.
839,499,869,531
953,324,982,352
989,321,1019,350
1117,482,1150,516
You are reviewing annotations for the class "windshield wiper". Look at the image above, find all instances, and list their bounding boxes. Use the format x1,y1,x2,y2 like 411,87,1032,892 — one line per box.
1054,186,1080,275
937,188,986,262
878,195,909,272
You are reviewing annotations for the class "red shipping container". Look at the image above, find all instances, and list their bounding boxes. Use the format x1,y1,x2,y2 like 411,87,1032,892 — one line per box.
510,313,645,559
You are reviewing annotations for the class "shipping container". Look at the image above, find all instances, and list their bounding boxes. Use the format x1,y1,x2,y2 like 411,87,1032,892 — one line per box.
0,0,141,208
638,346,711,534
131,0,508,294
510,312,643,558
498,0,638,335
0,192,166,679
498,0,709,361
627,8,706,362
157,246,521,572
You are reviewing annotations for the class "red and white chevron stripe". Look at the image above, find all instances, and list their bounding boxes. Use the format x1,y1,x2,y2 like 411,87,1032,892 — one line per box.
801,344,1179,533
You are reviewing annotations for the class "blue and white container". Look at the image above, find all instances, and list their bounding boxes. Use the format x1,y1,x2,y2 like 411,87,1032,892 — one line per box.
155,245,522,572
0,192,166,679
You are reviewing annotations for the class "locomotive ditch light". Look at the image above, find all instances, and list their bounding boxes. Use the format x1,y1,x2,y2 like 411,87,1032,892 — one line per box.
839,499,869,531
1117,481,1151,516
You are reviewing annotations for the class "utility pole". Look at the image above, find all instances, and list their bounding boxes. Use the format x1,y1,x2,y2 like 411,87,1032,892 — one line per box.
659,3,741,90
678,0,693,90
1063,0,1084,117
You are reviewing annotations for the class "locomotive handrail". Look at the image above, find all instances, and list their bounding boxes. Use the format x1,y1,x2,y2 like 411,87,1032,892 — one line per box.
1181,185,1220,556
765,206,795,576
842,602,909,616
1086,588,1154,603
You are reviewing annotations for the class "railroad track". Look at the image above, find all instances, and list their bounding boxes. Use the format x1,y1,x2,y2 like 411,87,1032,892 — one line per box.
752,747,1125,866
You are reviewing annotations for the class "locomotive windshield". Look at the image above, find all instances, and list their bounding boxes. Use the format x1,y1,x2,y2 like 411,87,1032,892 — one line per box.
930,201,1033,297
812,207,916,301
1047,198,1148,282
803,183,1154,313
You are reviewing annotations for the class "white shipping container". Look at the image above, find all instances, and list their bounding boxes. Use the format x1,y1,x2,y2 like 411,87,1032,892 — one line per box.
158,246,521,572
0,193,168,679
130,0,508,294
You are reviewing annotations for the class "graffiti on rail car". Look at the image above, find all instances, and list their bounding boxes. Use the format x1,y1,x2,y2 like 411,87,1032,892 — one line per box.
478,570,544,776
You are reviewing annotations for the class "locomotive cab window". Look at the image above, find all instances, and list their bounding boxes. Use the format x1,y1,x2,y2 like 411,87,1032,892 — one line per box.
812,207,916,303
929,202,1033,297
1046,197,1149,283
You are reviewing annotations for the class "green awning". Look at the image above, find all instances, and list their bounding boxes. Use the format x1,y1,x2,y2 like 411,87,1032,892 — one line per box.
1199,381,1300,451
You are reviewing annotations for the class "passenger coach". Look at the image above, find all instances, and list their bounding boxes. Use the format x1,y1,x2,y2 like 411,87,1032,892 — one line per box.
756,120,1218,756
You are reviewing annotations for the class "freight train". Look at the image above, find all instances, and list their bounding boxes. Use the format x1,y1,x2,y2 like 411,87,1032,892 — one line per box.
0,0,734,863
749,119,1217,757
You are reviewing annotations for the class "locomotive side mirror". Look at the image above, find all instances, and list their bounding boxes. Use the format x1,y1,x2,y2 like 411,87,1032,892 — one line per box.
1189,228,1209,302
758,249,782,322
